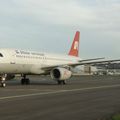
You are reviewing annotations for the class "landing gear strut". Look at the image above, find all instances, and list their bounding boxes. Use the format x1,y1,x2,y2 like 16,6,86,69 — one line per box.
21,75,30,85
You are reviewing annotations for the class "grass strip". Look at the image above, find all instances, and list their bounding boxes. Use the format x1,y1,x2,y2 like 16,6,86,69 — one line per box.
112,114,120,120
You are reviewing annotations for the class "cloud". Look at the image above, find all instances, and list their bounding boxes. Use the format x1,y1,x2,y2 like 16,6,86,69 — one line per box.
0,0,120,58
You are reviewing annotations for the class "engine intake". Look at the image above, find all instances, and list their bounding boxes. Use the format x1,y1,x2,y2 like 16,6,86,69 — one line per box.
51,67,72,80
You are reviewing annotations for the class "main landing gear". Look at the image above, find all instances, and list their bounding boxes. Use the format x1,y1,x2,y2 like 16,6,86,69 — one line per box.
57,80,66,85
21,75,30,85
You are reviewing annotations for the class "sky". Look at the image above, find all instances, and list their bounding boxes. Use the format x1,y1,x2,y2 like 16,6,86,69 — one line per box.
0,0,120,59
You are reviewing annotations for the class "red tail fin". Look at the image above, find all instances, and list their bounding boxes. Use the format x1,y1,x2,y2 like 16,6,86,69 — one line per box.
68,31,80,57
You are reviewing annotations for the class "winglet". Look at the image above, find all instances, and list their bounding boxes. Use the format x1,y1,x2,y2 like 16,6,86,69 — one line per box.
68,31,80,57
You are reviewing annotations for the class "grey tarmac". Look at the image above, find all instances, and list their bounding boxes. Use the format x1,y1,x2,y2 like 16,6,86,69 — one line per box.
0,75,120,120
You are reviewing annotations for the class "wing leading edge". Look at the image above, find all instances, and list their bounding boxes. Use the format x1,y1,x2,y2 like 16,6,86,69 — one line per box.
42,59,120,71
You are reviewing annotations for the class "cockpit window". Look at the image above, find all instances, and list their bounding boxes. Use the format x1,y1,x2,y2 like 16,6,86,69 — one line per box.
0,53,3,57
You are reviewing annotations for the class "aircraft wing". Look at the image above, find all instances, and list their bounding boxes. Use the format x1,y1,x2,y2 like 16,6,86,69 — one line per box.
68,59,120,67
78,57,105,62
42,59,120,71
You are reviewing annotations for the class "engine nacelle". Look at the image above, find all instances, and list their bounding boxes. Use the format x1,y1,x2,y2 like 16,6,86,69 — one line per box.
50,67,72,80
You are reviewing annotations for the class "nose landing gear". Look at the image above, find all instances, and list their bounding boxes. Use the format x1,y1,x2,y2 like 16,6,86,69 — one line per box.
0,74,7,87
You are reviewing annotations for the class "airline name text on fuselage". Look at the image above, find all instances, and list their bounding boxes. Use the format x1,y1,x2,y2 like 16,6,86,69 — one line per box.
15,50,44,56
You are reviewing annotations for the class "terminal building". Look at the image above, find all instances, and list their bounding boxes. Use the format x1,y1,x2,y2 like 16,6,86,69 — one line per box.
94,63,120,75
76,63,120,75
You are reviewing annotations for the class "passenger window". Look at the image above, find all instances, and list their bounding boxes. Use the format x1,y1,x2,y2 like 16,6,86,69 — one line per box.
0,53,3,57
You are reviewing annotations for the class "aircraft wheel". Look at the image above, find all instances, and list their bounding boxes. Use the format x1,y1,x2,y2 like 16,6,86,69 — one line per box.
57,80,61,85
21,78,30,85
57,80,66,85
62,80,66,85
25,79,30,85
1,82,6,87
21,79,25,85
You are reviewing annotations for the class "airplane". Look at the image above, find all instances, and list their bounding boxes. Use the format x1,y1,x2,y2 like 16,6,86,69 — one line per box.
0,31,119,87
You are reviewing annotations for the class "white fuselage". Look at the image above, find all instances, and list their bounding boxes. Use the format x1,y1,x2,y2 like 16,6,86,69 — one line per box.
0,49,79,74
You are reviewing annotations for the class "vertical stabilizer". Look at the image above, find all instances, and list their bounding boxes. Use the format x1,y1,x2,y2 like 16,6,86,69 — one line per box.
68,31,80,57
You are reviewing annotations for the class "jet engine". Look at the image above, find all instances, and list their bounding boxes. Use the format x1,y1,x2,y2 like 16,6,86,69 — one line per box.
50,67,72,80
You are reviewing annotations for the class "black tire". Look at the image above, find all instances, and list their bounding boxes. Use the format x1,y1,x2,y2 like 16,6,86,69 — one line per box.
62,80,66,85
21,79,25,85
25,79,30,85
57,80,61,85
57,80,66,85
1,83,6,87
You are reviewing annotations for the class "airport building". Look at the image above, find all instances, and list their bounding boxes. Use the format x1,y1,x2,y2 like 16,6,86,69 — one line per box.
76,63,120,75
91,63,120,75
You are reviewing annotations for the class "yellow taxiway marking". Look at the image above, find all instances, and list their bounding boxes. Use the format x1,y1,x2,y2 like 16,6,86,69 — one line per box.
0,84,120,100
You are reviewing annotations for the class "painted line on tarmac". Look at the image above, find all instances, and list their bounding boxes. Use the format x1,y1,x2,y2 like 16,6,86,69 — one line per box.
0,84,120,100
0,89,55,92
